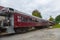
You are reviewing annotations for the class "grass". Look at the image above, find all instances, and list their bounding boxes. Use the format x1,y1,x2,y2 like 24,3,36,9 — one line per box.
53,24,60,28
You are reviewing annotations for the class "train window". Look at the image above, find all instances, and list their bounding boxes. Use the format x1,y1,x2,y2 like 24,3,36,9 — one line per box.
35,20,38,22
17,16,21,22
32,18,35,22
22,17,28,22
18,16,28,22
28,18,38,22
30,18,32,21
9,8,14,11
21,17,25,22
18,16,21,18
28,18,32,22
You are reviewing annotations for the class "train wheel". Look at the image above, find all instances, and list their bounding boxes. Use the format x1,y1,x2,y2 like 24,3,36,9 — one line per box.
23,27,29,32
14,28,21,33
44,26,49,28
35,27,40,29
20,28,27,33
14,27,29,33
35,26,44,29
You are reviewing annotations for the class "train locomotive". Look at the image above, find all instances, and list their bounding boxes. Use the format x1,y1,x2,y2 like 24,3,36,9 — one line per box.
0,6,54,34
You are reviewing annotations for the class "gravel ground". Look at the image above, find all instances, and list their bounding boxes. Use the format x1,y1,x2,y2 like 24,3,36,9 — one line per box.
0,28,60,40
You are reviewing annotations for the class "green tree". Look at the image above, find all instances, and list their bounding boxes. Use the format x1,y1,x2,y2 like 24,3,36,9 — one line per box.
49,16,54,21
55,15,60,24
32,10,42,18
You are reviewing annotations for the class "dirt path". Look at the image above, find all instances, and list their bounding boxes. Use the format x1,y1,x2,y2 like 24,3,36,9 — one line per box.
0,28,60,40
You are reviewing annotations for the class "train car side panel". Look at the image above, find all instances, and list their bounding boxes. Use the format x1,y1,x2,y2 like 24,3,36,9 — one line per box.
14,13,37,28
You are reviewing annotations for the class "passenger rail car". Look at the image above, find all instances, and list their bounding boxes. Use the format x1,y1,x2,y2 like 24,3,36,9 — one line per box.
0,6,53,34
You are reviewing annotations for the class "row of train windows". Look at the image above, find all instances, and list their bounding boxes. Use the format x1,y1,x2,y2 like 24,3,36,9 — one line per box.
17,16,38,22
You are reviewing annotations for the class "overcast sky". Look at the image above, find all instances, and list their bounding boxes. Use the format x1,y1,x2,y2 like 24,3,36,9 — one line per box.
0,0,60,19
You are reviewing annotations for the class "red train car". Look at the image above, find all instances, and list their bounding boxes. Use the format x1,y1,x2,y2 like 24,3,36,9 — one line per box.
0,6,52,34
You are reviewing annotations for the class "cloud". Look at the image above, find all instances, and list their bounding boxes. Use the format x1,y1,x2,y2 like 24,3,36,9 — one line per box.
0,0,60,19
